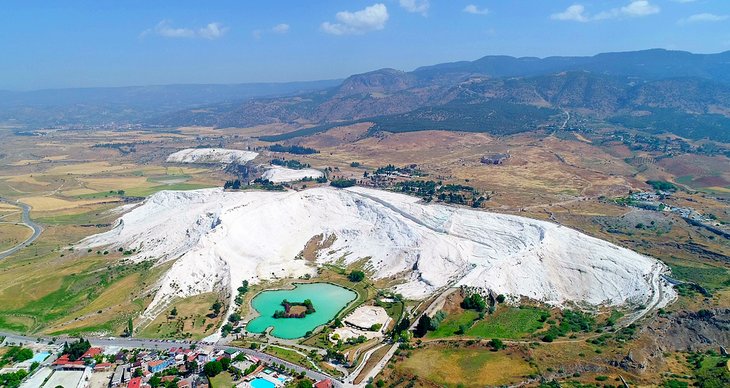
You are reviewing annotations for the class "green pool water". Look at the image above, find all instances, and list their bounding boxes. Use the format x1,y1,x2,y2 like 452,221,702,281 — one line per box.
245,282,357,339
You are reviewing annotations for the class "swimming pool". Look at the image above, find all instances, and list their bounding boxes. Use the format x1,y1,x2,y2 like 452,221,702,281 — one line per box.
30,352,50,363
250,378,276,388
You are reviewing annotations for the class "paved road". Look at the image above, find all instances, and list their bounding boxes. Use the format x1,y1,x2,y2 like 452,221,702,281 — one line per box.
0,198,42,260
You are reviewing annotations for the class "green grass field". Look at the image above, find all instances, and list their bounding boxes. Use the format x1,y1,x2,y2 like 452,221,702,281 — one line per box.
427,310,479,339
466,307,546,339
427,306,547,339
264,345,314,369
208,371,233,388
669,262,730,291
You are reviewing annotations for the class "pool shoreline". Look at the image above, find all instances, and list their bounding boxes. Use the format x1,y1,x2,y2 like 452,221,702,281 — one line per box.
244,282,358,339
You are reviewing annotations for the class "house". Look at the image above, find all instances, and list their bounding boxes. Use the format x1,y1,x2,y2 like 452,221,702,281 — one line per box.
177,379,193,388
51,355,86,370
196,353,210,364
161,375,176,383
147,358,173,373
128,377,142,388
94,362,113,372
223,349,239,359
81,347,103,359
314,379,333,388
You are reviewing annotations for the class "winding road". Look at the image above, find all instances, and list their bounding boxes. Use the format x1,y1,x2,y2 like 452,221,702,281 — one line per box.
0,197,42,260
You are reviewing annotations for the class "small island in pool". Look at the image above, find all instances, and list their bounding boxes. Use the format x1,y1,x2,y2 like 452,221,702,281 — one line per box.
246,283,357,339
273,299,315,318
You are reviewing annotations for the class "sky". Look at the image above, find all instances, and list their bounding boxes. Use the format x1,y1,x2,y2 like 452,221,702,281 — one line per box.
2,0,730,90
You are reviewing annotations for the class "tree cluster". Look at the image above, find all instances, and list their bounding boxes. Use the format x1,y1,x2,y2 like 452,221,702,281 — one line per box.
63,338,91,361
461,293,487,312
348,270,365,282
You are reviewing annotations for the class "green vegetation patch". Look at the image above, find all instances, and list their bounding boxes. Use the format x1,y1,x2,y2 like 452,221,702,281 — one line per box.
426,310,480,339
669,263,730,291
208,371,233,388
467,307,547,339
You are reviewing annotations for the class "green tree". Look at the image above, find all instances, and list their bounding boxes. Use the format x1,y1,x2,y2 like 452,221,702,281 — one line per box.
488,338,506,350
210,301,222,317
348,270,365,282
296,379,314,388
414,315,431,338
203,360,223,377
149,375,161,388
461,293,486,312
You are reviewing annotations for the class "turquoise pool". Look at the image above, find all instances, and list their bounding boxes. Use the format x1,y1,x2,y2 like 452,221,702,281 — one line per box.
246,282,357,339
30,352,50,363
250,377,276,388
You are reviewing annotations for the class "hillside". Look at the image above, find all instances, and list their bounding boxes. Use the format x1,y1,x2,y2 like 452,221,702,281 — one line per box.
153,49,730,142
79,187,676,325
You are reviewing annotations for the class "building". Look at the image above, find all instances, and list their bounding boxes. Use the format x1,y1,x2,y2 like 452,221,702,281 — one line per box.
94,362,113,372
128,377,142,388
81,347,103,360
110,365,125,387
223,349,239,359
480,153,510,165
314,379,333,388
147,358,173,373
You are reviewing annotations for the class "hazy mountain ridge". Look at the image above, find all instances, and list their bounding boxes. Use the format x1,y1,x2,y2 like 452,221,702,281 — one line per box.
0,79,341,127
5,49,730,142
153,49,730,142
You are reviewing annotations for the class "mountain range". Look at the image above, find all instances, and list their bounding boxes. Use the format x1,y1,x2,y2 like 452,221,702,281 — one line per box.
3,49,730,142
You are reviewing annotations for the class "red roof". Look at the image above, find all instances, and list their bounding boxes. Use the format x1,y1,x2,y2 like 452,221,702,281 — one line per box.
128,377,142,388
52,354,85,366
314,379,333,388
94,362,113,370
161,375,176,382
81,347,103,359
148,360,166,367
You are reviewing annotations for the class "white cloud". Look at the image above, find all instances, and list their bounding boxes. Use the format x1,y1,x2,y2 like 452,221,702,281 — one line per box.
252,23,290,40
594,0,660,20
197,22,227,39
321,3,389,35
620,0,660,17
551,4,590,22
679,13,729,24
463,5,489,16
141,20,227,39
272,23,290,34
552,1,659,22
672,0,698,3
399,0,429,16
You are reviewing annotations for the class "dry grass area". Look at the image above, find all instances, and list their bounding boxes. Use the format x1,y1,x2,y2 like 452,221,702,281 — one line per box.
138,292,224,340
19,196,121,212
394,344,536,387
0,223,32,252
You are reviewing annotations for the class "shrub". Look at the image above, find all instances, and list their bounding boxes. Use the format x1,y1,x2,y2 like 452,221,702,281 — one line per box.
348,270,365,282
488,338,506,351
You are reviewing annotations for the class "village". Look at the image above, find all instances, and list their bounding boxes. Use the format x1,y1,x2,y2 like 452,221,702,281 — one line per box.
0,335,335,388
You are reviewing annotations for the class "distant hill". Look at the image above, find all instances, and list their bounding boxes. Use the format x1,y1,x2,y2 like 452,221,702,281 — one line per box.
0,80,341,127
5,49,730,142
154,49,730,142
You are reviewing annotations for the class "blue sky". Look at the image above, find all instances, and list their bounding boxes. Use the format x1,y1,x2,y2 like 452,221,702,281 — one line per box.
2,0,729,90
